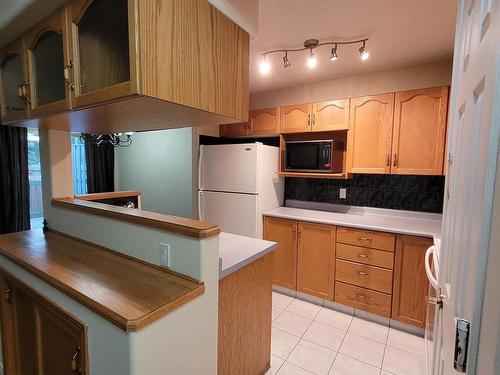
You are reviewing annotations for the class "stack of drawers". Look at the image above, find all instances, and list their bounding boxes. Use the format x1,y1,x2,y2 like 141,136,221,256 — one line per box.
334,227,396,317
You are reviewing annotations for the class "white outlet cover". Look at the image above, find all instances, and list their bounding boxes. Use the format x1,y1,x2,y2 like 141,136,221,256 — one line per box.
339,188,347,199
160,243,171,267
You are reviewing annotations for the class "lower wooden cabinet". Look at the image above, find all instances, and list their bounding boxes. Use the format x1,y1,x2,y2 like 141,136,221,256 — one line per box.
391,235,432,328
0,270,88,374
264,217,298,289
297,222,335,300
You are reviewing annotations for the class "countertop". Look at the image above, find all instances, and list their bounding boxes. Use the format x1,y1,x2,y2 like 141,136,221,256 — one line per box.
0,229,204,332
264,201,442,240
219,232,277,279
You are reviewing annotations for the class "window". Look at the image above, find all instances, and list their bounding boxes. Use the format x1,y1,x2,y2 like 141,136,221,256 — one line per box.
71,134,87,195
27,129,43,228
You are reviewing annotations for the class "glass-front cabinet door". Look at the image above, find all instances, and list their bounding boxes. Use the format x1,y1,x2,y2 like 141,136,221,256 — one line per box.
69,0,137,108
26,7,70,117
0,39,29,123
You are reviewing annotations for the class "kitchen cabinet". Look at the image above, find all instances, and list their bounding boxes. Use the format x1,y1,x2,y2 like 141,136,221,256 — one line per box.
0,39,29,123
280,103,311,133
264,217,297,289
392,235,432,328
25,6,71,117
346,93,395,174
297,222,335,300
0,270,88,374
391,86,449,175
220,107,280,137
311,99,350,132
68,0,135,109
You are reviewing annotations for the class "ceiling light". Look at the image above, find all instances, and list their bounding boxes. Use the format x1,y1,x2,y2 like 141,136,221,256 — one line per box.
283,52,291,68
359,41,369,60
329,44,338,62
307,49,317,69
259,55,271,75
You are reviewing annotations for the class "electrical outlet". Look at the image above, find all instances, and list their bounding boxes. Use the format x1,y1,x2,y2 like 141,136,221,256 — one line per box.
339,188,347,199
160,243,171,268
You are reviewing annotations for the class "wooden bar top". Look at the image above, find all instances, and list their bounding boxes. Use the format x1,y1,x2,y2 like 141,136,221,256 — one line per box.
0,230,204,332
53,198,220,239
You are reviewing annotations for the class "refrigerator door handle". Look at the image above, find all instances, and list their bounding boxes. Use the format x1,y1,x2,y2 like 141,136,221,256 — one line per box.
198,191,203,220
198,145,204,190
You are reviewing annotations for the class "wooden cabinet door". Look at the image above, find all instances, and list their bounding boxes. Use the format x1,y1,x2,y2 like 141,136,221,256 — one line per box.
347,93,395,174
264,217,297,289
280,104,311,133
312,99,350,132
391,86,449,175
220,122,249,137
69,0,138,109
249,107,279,136
25,6,71,117
297,222,335,300
0,39,29,123
392,235,432,328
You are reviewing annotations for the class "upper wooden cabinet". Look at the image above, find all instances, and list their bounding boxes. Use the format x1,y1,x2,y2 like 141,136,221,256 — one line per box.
25,7,71,117
0,39,29,123
263,217,297,290
312,99,350,132
347,93,395,174
220,107,279,137
391,87,449,175
297,221,335,300
280,103,311,133
392,235,432,328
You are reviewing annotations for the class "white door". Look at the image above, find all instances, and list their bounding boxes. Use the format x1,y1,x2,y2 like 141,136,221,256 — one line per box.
437,1,500,374
198,191,259,237
199,143,259,194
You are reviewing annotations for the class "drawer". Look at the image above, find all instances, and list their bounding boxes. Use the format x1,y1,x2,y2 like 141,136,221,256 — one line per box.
337,227,395,251
335,281,392,317
335,260,393,294
336,243,394,269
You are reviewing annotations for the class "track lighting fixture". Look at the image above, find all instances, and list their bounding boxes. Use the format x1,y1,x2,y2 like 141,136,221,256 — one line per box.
359,41,369,60
283,51,291,68
259,38,369,75
329,44,338,62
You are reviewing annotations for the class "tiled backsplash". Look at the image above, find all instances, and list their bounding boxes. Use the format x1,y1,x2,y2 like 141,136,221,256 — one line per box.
285,174,445,213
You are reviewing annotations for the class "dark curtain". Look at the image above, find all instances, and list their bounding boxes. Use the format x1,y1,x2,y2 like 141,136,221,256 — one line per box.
84,136,115,193
0,126,30,234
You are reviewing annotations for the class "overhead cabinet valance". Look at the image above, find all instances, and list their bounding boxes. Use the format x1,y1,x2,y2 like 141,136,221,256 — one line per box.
0,0,250,132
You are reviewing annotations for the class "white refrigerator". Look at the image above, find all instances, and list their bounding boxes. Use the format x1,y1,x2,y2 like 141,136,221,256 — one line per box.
198,142,284,238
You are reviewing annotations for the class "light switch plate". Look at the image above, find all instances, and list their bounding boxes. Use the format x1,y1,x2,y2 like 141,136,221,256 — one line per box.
160,243,171,268
339,188,347,199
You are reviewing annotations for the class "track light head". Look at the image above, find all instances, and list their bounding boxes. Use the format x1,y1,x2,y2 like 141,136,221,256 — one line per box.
283,52,291,68
359,41,369,60
307,49,317,69
329,44,338,62
259,55,271,75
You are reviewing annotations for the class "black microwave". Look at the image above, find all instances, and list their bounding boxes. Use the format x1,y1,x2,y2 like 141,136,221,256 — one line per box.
285,140,338,173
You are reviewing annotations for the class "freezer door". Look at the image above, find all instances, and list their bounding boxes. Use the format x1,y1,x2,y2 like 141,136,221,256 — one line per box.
199,144,259,193
199,191,258,237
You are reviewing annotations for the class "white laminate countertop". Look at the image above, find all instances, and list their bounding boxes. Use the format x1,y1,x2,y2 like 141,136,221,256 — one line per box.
219,232,277,279
264,202,442,240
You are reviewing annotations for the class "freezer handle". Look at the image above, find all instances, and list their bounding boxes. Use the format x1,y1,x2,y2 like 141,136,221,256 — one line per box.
198,145,204,190
198,191,203,220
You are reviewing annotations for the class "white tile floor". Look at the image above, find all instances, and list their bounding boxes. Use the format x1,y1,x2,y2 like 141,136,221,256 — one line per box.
267,292,426,375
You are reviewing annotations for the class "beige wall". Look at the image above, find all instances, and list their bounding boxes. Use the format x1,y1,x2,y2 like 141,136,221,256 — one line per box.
250,60,453,109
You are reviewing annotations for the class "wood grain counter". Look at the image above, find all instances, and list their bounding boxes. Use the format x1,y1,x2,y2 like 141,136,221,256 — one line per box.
0,230,204,332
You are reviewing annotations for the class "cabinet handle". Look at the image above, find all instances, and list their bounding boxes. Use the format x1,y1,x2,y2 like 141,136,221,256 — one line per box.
357,236,372,242
312,113,315,126
356,293,369,300
307,113,311,126
297,227,302,238
386,154,390,167
358,253,369,259
357,271,369,276
4,288,11,303
18,81,31,104
64,61,75,90
71,347,81,374
393,153,398,167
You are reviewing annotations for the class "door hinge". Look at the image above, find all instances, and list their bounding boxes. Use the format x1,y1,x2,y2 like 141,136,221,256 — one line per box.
454,318,470,373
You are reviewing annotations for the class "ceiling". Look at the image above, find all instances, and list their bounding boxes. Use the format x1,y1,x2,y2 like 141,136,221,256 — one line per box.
250,0,457,93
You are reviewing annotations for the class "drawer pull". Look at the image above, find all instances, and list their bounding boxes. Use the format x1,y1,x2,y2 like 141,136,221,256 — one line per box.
356,293,369,300
357,271,369,276
358,254,370,259
357,236,372,242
